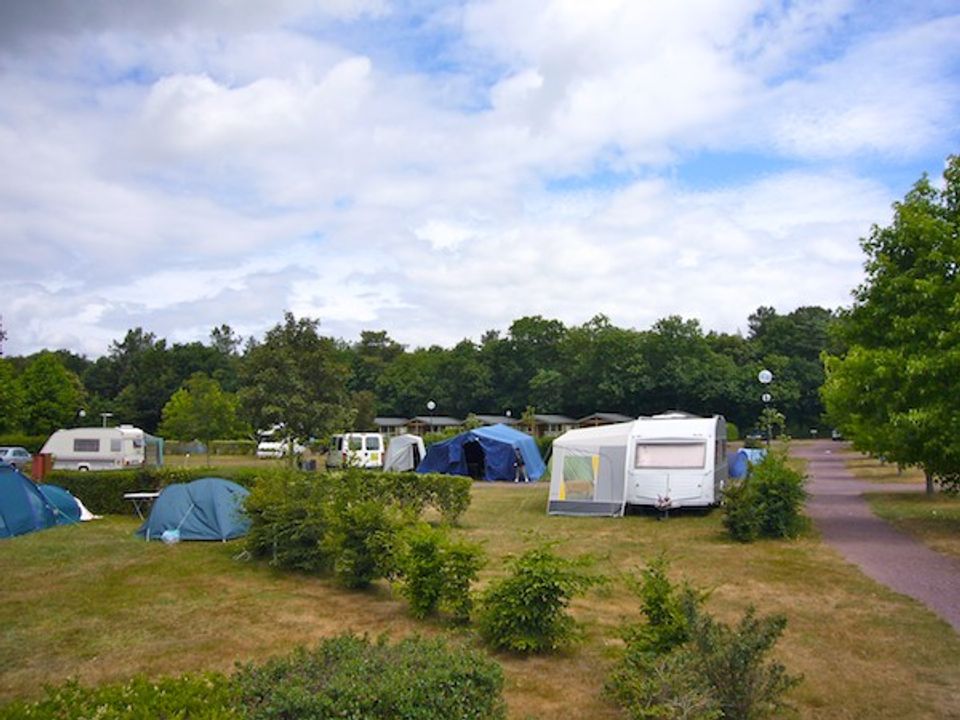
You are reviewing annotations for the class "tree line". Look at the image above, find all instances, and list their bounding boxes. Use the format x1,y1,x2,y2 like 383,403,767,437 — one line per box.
0,306,837,444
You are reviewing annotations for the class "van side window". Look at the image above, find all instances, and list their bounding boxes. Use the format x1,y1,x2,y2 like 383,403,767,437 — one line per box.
349,436,363,451
74,439,99,452
365,436,380,450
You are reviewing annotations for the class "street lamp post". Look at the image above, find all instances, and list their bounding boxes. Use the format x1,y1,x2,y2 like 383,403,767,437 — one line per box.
758,369,773,447
426,400,436,434
100,412,113,428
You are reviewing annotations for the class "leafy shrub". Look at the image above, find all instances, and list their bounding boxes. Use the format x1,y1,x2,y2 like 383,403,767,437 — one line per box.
398,523,485,621
0,674,238,719
535,434,554,459
477,544,602,653
725,422,739,442
722,451,808,542
244,468,335,573
608,557,800,720
234,634,506,720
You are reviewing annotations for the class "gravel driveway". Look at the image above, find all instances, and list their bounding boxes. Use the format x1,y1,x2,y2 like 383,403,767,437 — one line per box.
793,441,960,633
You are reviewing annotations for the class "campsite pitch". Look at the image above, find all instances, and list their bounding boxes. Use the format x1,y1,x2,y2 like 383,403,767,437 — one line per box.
1,476,959,719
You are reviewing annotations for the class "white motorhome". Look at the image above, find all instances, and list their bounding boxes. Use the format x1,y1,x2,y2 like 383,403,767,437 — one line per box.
40,425,158,471
547,413,727,516
326,433,384,469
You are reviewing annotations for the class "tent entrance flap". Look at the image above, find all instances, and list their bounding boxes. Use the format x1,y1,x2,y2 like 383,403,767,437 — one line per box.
548,444,627,516
463,441,485,480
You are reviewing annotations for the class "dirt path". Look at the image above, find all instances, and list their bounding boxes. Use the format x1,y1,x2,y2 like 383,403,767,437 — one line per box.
793,441,960,633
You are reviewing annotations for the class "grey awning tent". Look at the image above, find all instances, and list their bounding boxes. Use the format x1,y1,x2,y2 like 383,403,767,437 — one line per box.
384,434,426,472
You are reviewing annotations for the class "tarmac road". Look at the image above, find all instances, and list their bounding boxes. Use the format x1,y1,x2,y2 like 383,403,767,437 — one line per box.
794,441,960,633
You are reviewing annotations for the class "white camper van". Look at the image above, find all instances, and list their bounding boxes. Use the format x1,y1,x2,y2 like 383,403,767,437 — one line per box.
40,425,150,471
326,433,384,469
547,413,727,516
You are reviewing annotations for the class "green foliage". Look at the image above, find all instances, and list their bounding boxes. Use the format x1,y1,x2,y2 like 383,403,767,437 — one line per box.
722,452,807,542
608,558,800,720
18,353,85,437
725,422,739,442
238,312,352,456
158,373,242,451
397,523,485,621
822,155,960,493
0,434,47,454
234,634,506,720
0,360,25,434
477,544,602,653
0,674,239,720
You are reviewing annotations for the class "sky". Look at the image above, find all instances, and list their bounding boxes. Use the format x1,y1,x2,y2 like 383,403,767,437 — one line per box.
1,0,958,358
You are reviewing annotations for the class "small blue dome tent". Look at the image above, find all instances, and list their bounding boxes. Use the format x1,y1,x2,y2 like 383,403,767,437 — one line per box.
727,448,768,479
0,463,57,539
137,477,251,542
416,424,546,481
37,484,82,525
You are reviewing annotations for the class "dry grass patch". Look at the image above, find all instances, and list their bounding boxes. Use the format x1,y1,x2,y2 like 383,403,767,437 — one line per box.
865,492,960,560
2,481,960,719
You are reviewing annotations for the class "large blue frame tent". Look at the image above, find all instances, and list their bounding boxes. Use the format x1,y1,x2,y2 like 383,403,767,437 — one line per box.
0,463,58,539
416,424,546,481
137,477,251,542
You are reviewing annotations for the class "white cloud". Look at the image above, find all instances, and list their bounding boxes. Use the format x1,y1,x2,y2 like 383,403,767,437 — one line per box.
0,1,957,357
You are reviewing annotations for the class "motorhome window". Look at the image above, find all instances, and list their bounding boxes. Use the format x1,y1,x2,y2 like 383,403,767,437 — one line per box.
110,439,122,452
365,436,381,450
348,436,363,451
634,443,705,469
74,439,99,452
133,439,143,449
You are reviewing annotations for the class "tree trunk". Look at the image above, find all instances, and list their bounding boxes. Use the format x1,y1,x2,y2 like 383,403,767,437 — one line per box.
924,469,935,496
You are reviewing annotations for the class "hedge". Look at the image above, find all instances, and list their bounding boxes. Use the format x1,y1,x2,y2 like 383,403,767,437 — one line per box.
0,434,47,454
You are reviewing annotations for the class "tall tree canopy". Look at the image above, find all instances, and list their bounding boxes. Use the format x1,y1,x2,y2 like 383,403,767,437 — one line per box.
822,155,960,493
19,352,85,436
158,372,243,458
239,312,351,446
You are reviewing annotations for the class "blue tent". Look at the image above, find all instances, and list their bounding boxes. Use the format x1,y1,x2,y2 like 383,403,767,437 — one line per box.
416,424,546,482
0,463,57,539
727,448,768,479
137,477,251,542
38,484,82,525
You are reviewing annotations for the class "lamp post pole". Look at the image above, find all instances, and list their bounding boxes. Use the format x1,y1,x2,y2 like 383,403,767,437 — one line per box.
426,400,436,434
758,369,773,447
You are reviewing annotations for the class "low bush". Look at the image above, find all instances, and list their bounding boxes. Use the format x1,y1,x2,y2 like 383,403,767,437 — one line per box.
0,674,238,719
234,634,506,720
722,451,808,542
377,471,472,524
608,557,800,720
477,544,602,653
398,523,485,621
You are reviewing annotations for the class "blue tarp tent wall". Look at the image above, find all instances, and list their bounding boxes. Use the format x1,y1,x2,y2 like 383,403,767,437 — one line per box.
0,463,57,539
416,424,546,481
137,477,251,542
38,484,82,525
727,448,768,479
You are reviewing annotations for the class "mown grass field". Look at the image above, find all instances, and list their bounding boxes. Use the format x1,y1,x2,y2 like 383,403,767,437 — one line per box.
844,449,960,561
2,463,960,719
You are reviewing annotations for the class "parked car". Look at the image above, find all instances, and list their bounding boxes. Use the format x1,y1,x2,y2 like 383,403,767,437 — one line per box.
831,428,844,441
0,446,32,471
256,439,306,458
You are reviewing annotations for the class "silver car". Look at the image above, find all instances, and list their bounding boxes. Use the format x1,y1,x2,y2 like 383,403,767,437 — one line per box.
0,446,32,471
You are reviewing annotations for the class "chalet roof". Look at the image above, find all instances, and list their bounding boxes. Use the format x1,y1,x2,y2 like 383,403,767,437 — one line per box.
410,415,463,426
578,412,635,424
534,414,577,424
472,414,518,425
374,417,410,427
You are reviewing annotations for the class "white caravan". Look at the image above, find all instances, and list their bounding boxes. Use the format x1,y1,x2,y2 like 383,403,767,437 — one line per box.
326,433,385,469
41,425,150,471
547,413,727,516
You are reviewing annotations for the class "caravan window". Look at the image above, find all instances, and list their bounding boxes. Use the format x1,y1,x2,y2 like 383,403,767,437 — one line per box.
74,438,99,452
111,439,122,452
634,442,706,469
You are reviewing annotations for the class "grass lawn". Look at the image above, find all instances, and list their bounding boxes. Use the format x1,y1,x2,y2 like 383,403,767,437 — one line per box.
2,481,960,719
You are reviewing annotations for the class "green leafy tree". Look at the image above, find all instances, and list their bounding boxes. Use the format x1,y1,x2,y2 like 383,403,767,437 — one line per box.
19,352,85,436
0,359,25,433
239,312,351,454
822,155,960,494
158,373,242,462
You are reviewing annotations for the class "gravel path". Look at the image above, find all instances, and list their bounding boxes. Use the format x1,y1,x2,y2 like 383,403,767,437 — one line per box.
793,441,960,633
